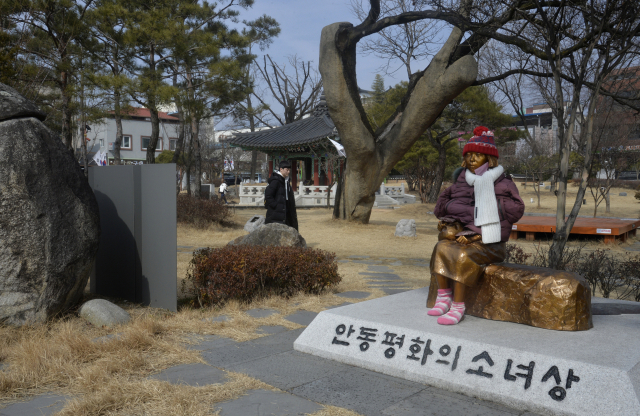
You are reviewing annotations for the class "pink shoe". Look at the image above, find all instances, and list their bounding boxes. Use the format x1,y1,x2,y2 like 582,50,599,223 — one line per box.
428,289,452,316
437,302,465,325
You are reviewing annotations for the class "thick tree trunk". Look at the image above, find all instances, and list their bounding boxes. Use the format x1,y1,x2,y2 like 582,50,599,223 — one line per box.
319,23,477,223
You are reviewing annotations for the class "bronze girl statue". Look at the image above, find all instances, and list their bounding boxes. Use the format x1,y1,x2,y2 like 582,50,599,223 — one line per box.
428,126,525,325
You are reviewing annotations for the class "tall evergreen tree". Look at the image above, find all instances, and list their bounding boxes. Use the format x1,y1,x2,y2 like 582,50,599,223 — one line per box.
370,74,385,104
86,0,134,165
168,1,264,192
5,0,96,151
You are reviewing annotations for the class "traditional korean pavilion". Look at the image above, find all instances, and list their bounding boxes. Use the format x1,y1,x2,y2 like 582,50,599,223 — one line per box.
224,97,344,191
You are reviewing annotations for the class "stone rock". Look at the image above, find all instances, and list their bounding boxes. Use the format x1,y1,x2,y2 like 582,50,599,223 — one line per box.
79,299,130,327
244,215,265,233
395,219,416,237
0,83,100,326
427,263,592,331
228,223,306,247
0,83,46,122
620,192,627,196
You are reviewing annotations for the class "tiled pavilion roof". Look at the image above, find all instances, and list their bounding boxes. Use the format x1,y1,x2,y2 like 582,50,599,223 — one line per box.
224,99,338,151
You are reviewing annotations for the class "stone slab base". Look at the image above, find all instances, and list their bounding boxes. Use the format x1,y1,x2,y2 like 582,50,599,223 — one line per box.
294,288,640,416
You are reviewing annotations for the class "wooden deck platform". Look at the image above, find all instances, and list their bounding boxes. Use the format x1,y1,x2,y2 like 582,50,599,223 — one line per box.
510,216,640,244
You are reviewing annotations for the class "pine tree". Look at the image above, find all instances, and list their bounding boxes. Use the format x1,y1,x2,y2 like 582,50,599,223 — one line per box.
371,74,385,104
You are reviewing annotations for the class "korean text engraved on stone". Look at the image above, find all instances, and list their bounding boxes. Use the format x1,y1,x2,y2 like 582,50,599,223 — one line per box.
328,324,582,404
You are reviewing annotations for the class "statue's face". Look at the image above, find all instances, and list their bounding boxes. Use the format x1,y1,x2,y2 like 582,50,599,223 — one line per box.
464,152,488,173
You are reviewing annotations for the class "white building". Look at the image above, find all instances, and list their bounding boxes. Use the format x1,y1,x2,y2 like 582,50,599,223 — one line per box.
88,108,181,165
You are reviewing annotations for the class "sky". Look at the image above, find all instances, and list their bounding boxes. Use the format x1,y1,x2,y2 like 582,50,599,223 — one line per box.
236,0,413,98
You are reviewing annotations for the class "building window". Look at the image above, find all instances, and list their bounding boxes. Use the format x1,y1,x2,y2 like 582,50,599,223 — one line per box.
169,139,177,151
121,135,132,149
99,139,104,148
141,136,162,151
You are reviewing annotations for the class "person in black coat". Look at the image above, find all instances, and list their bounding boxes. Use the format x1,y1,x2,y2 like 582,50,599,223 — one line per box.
265,160,298,230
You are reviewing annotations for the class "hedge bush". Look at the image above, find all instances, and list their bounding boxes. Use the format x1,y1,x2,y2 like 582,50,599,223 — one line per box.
177,194,231,228
183,246,341,306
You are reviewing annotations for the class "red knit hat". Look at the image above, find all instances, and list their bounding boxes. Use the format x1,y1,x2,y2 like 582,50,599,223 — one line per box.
462,126,499,158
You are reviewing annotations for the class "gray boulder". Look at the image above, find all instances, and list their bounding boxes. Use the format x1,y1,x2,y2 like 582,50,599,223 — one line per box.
228,223,306,247
79,299,130,327
244,215,265,233
0,83,46,122
620,192,627,196
395,219,416,237
0,83,100,326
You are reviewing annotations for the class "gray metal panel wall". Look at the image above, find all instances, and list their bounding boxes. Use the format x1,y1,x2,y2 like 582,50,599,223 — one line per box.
89,166,137,300
88,164,177,311
138,164,177,309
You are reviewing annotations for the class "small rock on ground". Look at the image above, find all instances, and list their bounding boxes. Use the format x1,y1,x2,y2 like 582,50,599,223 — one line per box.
395,219,416,237
79,299,130,327
228,223,306,248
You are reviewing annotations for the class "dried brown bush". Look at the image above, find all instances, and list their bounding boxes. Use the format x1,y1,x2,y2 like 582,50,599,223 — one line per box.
176,194,231,228
504,244,532,264
184,246,342,307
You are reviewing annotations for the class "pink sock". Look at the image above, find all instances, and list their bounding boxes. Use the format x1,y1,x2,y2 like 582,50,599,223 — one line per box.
437,301,465,325
428,289,452,316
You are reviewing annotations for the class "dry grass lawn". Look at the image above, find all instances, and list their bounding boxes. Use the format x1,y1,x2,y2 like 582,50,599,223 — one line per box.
513,182,640,218
1,181,638,415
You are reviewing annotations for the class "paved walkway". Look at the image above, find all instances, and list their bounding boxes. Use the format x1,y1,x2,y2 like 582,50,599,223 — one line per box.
184,324,540,416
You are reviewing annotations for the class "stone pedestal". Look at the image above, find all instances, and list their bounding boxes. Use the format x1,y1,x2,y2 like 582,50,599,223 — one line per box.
427,263,592,331
294,289,640,416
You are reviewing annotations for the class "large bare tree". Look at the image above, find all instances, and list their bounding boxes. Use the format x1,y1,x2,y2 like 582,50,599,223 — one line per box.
319,0,640,261
254,54,323,125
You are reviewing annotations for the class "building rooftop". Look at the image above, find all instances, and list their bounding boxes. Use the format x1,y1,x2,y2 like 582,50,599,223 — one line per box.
108,108,179,121
224,98,338,150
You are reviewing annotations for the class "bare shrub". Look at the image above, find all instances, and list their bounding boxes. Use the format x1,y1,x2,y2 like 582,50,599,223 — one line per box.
184,246,342,307
504,244,531,264
176,194,231,228
518,243,640,300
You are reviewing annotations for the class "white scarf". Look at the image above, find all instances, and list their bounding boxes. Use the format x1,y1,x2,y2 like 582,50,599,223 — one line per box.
465,164,504,244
